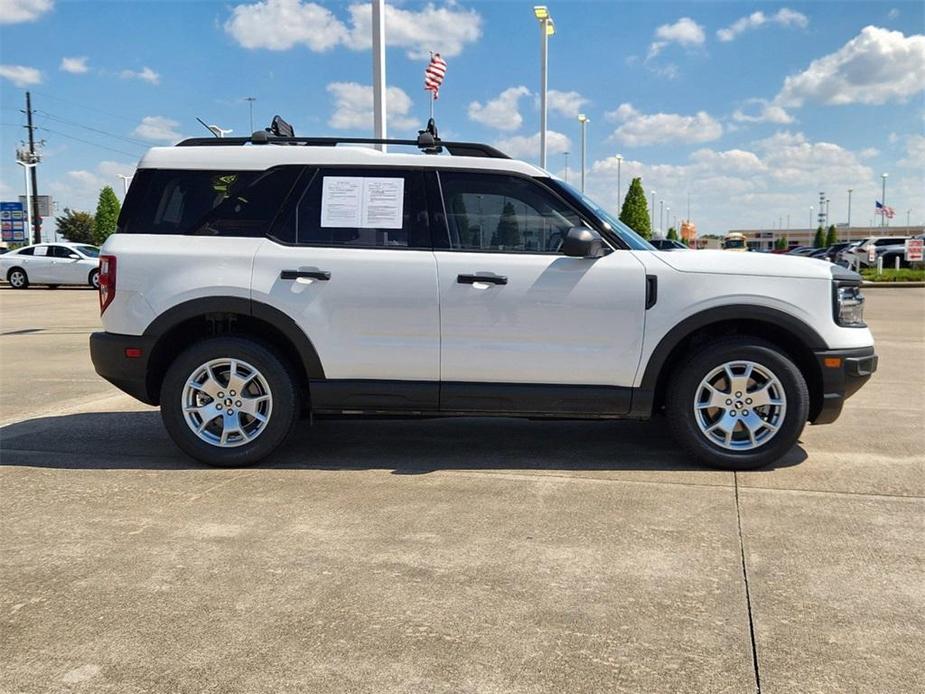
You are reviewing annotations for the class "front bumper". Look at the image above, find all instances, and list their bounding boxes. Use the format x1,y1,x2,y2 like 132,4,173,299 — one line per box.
811,346,878,425
90,331,158,405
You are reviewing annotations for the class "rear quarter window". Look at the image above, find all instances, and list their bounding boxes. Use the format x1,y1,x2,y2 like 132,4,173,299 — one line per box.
118,167,301,236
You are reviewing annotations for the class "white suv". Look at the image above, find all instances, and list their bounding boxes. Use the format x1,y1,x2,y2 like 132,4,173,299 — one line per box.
90,131,877,470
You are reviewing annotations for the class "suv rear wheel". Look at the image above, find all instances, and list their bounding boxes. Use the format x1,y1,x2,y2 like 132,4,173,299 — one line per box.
160,337,300,467
666,337,809,470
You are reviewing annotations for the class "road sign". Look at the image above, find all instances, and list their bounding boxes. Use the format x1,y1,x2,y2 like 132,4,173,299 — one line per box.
867,244,876,264
905,238,923,263
0,201,26,242
18,194,52,217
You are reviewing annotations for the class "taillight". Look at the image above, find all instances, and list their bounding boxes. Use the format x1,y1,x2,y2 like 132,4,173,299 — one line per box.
99,254,116,314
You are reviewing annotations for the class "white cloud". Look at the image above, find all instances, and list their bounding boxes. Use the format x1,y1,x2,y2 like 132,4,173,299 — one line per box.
0,0,53,24
120,66,160,84
776,26,925,107
546,90,589,118
583,132,908,234
59,56,89,74
132,116,182,142
0,64,42,87
326,82,417,131
648,17,705,59
468,86,530,131
46,160,137,214
606,103,723,146
494,130,570,161
899,134,925,168
225,0,481,58
717,8,808,42
732,98,795,124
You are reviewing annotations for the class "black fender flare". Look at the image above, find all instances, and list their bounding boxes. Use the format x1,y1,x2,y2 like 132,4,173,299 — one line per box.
630,304,827,416
143,296,325,379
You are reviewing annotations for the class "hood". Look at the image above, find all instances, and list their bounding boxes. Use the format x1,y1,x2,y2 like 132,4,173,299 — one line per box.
649,249,834,280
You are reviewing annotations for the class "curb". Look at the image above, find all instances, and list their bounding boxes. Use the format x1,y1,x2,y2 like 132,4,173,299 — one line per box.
861,282,925,288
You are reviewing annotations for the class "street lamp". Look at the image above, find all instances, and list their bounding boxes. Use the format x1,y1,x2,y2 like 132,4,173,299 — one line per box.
562,151,569,183
881,173,888,227
666,206,670,233
245,97,256,133
847,188,853,230
577,113,589,193
659,199,664,236
809,206,814,231
651,189,656,232
615,153,623,208
116,174,132,196
15,159,37,242
534,6,555,169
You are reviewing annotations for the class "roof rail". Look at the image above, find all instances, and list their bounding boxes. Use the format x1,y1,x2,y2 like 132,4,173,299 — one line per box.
174,134,510,159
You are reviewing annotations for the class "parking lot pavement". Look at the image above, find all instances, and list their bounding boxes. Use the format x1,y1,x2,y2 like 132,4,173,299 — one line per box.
1,288,922,693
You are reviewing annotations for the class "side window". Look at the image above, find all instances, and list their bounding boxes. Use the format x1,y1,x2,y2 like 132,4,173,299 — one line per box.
286,168,430,249
50,246,74,258
439,172,582,253
17,247,35,256
34,245,48,256
119,167,301,236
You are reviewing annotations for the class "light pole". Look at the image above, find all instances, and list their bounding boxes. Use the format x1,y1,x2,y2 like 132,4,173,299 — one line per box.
372,0,387,151
881,173,888,227
616,154,623,208
659,199,664,236
563,151,569,183
15,158,36,243
245,97,256,133
666,206,670,233
809,206,814,231
577,113,589,193
847,188,853,230
825,198,830,228
534,6,554,169
907,210,912,227
651,189,656,233
116,174,132,196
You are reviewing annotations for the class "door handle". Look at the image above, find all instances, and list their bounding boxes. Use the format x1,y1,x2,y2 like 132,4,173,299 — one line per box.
457,273,508,285
281,269,331,281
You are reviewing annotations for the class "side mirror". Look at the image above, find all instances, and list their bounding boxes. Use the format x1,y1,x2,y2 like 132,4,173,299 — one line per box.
561,226,606,258
68,253,81,260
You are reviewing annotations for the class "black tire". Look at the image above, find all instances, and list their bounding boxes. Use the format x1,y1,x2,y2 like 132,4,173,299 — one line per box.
160,336,300,467
48,284,59,289
89,269,100,290
666,336,809,470
7,267,29,289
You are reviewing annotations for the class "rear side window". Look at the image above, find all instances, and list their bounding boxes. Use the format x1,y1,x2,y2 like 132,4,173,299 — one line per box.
17,247,34,256
276,168,430,249
119,167,301,236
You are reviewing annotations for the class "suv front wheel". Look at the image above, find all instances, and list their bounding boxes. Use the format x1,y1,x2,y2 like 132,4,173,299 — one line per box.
666,337,809,470
160,337,300,467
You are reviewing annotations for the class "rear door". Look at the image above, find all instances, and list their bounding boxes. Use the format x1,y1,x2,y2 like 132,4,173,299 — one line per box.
27,245,53,282
433,171,647,414
251,167,440,412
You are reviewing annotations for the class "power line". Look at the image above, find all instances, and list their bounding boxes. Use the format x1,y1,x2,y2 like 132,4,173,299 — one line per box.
29,90,141,124
35,110,150,147
36,126,145,158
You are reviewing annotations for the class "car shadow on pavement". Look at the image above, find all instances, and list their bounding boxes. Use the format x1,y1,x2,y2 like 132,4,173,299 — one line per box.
0,410,807,473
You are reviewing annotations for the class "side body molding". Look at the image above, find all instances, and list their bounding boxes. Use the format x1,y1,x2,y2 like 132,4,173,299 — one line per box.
143,296,326,380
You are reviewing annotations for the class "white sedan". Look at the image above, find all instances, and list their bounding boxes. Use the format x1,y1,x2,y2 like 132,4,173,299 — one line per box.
1,242,100,289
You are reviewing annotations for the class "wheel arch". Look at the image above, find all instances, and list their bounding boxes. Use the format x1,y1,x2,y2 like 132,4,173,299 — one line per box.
6,266,27,281
633,305,827,421
143,297,324,406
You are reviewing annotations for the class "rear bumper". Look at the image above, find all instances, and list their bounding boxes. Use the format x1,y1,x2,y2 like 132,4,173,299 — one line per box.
89,331,158,405
811,346,878,425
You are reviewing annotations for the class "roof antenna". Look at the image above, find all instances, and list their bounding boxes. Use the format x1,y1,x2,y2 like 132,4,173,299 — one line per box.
196,117,233,138
196,117,219,137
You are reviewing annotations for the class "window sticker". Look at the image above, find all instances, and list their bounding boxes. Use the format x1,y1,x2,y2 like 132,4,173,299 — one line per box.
321,176,404,229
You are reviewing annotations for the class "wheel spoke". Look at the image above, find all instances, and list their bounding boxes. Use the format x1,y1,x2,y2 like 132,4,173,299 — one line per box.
238,394,270,417
698,384,729,410
219,411,244,445
747,383,783,408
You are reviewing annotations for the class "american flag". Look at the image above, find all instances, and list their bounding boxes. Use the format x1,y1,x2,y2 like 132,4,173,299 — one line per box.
876,201,895,219
424,52,447,99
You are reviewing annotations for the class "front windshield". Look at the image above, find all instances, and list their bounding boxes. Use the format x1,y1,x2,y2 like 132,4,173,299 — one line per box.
723,239,746,249
547,179,655,251
77,245,100,257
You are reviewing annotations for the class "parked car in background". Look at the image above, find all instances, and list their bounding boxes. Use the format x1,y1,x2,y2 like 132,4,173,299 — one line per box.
808,248,829,259
649,238,688,251
1,242,100,289
836,241,862,266
846,236,910,269
822,242,852,263
787,246,816,256
721,232,748,251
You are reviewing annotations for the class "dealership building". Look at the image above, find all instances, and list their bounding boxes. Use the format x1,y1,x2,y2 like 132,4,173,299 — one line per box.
727,225,925,251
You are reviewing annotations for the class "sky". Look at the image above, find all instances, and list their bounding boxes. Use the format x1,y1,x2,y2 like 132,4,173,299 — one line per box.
1,0,923,238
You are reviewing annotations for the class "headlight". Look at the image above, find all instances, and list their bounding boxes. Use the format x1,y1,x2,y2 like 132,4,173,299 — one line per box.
833,283,865,327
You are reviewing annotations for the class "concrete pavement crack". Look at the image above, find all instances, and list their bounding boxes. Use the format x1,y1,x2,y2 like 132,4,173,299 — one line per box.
734,471,762,694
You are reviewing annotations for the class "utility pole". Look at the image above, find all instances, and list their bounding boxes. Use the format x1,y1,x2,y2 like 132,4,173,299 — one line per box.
563,151,569,183
23,92,41,244
245,97,256,133
371,0,387,152
847,188,853,230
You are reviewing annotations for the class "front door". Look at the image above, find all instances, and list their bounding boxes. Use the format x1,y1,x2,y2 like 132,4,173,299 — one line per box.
251,167,440,412
433,171,647,414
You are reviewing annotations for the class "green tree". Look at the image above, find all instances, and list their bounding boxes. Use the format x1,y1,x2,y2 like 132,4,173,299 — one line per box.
491,201,522,249
666,226,678,240
812,225,826,249
619,177,651,239
775,236,788,250
93,186,121,245
55,208,95,244
825,224,838,246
